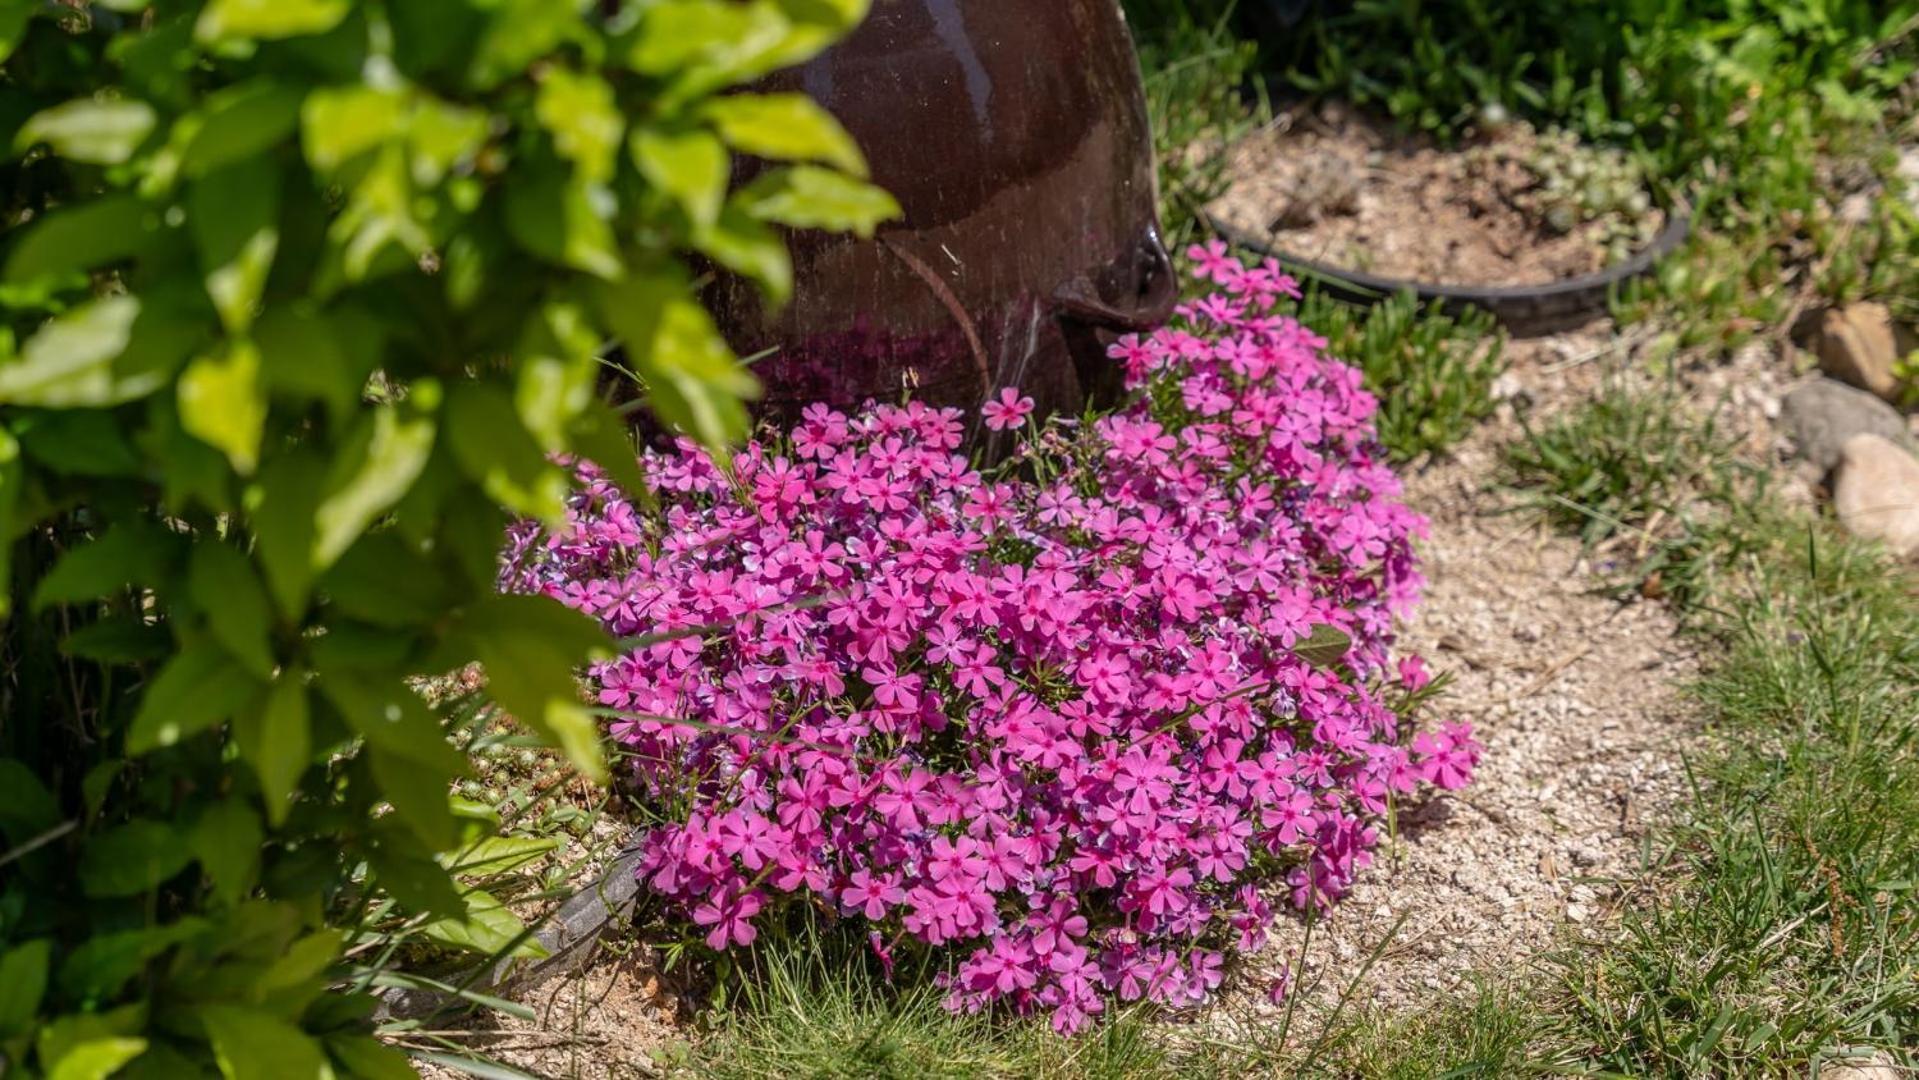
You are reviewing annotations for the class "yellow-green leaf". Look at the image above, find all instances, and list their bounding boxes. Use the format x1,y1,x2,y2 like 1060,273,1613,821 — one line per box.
0,297,143,408
189,158,280,332
16,99,156,165
631,126,729,229
178,341,268,475
417,886,546,958
196,0,350,43
735,164,900,237
200,1006,329,1080
301,85,406,172
313,398,438,570
535,68,623,186
700,92,866,177
694,205,793,307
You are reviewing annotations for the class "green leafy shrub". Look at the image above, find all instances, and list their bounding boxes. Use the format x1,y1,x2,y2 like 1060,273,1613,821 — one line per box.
0,1,894,1075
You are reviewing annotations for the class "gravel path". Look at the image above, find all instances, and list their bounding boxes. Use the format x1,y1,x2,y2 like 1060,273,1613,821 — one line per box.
1231,425,1705,1027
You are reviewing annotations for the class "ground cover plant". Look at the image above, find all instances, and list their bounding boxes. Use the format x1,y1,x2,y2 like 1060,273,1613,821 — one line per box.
0,0,893,1074
504,252,1476,1035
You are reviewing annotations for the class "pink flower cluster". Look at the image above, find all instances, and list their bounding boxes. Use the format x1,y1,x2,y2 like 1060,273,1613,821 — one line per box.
503,249,1477,1032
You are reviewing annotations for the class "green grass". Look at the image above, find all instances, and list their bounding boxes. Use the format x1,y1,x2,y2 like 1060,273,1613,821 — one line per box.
669,926,1166,1079
1503,379,1739,548
1312,511,1919,1076
1123,0,1263,249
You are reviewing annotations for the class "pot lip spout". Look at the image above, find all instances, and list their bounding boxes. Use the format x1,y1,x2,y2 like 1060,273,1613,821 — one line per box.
1050,226,1179,333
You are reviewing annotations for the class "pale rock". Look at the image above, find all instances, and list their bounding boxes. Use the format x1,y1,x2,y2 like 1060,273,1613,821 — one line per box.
1833,434,1919,559
1820,1050,1902,1080
1815,302,1914,403
1780,378,1911,474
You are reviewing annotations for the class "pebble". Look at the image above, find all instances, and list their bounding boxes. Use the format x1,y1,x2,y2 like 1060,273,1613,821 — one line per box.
1814,302,1914,404
1779,377,1912,474
1833,434,1919,559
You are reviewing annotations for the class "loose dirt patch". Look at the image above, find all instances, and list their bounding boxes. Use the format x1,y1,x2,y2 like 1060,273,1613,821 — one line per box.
1207,106,1663,286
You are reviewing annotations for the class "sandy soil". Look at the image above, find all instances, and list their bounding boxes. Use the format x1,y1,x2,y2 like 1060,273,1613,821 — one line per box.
1207,106,1663,287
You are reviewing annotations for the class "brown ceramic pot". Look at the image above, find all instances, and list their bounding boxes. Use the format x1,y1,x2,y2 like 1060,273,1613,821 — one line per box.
709,0,1177,435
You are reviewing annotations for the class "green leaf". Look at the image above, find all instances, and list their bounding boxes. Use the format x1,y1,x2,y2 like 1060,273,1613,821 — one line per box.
631,127,729,230
700,92,866,177
535,68,623,185
695,205,792,307
0,1,32,66
629,0,788,77
317,672,466,775
0,296,143,408
35,1006,149,1080
514,300,601,453
459,595,610,781
627,0,838,98
0,939,49,1036
254,451,325,618
178,341,268,475
201,1006,330,1080
445,381,571,523
255,306,365,421
32,521,185,612
61,618,171,665
775,0,869,27
1292,624,1354,669
0,759,60,846
196,0,350,43
735,164,899,237
406,96,488,186
15,99,157,165
301,85,405,172
232,673,312,826
597,273,758,449
467,0,584,90
566,401,651,500
79,820,192,897
17,409,143,476
441,835,558,877
328,144,431,282
368,746,460,850
0,427,19,621
189,542,276,677
504,167,623,280
320,533,452,627
189,158,281,332
126,639,265,755
4,195,161,285
257,929,341,994
190,798,262,907
417,886,545,958
314,397,439,570
42,1036,149,1080
325,1035,418,1080
181,81,304,178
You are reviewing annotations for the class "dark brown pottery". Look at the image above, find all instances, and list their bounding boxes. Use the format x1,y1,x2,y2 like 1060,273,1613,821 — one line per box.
709,0,1177,436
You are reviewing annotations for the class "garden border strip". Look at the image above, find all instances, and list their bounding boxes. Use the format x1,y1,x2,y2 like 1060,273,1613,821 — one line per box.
1204,205,1691,332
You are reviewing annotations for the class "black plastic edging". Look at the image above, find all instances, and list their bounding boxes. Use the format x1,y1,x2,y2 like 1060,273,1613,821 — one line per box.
1204,205,1692,332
